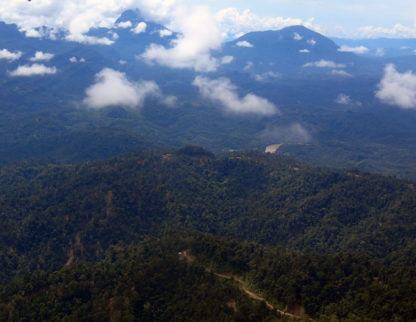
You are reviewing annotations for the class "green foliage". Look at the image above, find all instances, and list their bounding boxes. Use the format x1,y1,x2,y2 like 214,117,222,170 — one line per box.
0,237,281,321
1,232,415,320
0,148,416,319
0,149,415,283
186,233,416,320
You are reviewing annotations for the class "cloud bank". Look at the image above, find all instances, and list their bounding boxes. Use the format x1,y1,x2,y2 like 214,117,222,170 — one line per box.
117,21,132,28
83,68,176,109
261,123,311,143
159,29,173,37
236,40,253,48
254,71,280,82
192,76,277,115
132,22,147,34
0,49,22,61
293,32,303,40
1,0,416,45
331,69,353,77
69,56,85,63
141,6,225,72
304,59,346,69
29,51,55,61
9,64,57,76
375,48,385,57
358,24,416,39
0,0,177,45
335,94,352,105
216,8,318,38
376,64,416,109
338,45,369,54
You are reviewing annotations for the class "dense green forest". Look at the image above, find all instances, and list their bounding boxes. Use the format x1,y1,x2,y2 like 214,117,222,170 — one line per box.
0,236,281,321
0,147,415,320
1,233,416,321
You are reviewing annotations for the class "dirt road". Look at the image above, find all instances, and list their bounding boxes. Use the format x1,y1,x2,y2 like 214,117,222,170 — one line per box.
180,251,302,319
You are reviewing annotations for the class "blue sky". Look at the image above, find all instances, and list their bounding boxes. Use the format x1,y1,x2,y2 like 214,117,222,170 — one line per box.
191,0,416,27
188,0,416,38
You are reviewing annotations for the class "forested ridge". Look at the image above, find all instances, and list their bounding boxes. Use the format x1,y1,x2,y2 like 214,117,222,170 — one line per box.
0,147,415,320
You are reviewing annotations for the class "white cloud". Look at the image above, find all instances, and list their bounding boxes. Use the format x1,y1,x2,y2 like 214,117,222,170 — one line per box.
236,40,253,48
331,69,353,77
9,64,57,77
254,71,280,82
243,61,253,71
159,29,173,37
335,93,352,104
221,56,234,64
375,48,385,57
376,64,416,109
304,59,346,68
69,56,85,63
299,49,310,53
25,29,43,38
293,32,303,40
261,123,311,143
141,6,224,72
119,59,127,64
0,49,23,61
216,8,318,38
117,20,132,28
2,1,416,45
109,31,119,40
338,45,369,54
307,39,316,46
335,93,361,106
132,22,147,34
0,0,132,43
66,33,115,45
234,32,245,39
192,76,277,115
30,51,55,61
159,95,177,107
358,24,416,38
83,68,175,109
0,0,176,45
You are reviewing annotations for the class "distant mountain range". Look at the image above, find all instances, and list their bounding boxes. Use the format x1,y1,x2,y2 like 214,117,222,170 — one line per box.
221,25,380,75
1,9,416,177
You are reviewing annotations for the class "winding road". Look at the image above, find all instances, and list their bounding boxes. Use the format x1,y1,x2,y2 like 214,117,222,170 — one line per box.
179,251,303,319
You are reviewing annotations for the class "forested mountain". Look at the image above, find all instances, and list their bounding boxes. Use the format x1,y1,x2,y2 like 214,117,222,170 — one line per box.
0,148,415,320
1,10,416,177
2,6,416,321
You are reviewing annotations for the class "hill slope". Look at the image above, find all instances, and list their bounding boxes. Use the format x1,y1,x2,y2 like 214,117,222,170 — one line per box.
1,148,416,281
1,148,416,319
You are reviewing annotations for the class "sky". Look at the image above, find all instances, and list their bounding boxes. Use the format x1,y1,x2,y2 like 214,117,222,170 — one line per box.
0,0,415,40
191,0,416,33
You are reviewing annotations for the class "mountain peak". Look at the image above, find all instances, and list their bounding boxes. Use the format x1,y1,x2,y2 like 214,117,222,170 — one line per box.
278,25,327,40
115,9,145,24
280,25,311,33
